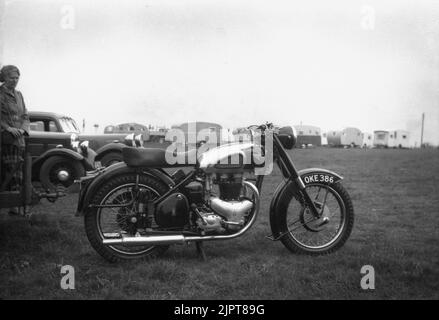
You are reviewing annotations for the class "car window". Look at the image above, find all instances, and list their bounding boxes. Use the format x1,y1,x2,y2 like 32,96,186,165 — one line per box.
30,120,45,132
49,121,58,132
59,117,80,133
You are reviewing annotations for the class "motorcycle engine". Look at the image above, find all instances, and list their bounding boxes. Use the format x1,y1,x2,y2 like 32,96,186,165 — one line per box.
193,171,256,234
217,172,243,201
152,170,258,234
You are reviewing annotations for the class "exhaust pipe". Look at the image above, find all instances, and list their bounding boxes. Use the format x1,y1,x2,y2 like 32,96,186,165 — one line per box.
103,235,185,246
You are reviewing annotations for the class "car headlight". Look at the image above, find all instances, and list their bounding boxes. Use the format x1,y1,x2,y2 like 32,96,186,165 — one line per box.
80,140,89,156
134,134,143,147
124,133,135,147
70,133,79,150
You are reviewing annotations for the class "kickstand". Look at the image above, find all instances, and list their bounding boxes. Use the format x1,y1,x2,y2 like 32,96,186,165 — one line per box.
195,241,207,261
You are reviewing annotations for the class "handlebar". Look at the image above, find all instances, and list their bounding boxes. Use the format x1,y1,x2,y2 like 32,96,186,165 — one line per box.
247,122,275,132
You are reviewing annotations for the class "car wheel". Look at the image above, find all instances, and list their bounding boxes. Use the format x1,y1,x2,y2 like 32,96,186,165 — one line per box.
99,151,123,167
39,156,85,193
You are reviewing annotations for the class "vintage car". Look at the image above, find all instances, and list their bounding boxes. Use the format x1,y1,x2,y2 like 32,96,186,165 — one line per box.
28,111,140,167
28,111,172,167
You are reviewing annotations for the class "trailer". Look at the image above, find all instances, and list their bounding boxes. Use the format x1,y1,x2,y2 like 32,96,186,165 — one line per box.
293,125,322,147
327,127,363,147
373,130,410,148
373,130,390,148
389,130,410,148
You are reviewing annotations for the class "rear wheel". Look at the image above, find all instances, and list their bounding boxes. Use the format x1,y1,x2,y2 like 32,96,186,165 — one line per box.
84,173,170,262
275,182,354,255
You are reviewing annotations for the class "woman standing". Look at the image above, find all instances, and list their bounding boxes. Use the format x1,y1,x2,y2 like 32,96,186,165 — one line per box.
0,65,30,215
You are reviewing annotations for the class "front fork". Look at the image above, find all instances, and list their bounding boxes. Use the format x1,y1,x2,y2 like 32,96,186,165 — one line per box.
292,175,322,218
275,150,322,219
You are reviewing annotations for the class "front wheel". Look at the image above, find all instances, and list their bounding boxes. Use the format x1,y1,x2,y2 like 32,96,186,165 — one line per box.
275,182,354,255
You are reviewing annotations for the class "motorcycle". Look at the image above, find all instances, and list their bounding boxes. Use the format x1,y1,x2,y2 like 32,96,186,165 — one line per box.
75,123,354,262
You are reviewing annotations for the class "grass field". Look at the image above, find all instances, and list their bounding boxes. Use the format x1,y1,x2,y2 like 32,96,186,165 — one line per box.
1,148,438,300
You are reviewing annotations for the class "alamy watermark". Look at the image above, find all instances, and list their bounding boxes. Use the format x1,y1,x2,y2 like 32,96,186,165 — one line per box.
360,265,375,290
60,265,75,290
164,123,274,175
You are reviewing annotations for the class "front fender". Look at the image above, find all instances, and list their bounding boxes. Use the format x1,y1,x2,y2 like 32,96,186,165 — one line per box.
298,168,343,186
268,168,343,239
75,162,175,216
32,148,85,178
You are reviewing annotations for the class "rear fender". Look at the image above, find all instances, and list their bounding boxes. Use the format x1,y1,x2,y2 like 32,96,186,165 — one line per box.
268,168,343,238
76,162,175,216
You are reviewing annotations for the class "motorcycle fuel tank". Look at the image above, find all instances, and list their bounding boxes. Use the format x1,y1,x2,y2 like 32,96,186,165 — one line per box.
198,142,257,173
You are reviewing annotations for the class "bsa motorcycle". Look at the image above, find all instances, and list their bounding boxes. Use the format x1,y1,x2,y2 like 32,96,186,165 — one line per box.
75,124,354,262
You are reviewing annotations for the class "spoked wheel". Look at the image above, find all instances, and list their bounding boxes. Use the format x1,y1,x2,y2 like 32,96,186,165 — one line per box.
276,182,354,255
84,174,170,262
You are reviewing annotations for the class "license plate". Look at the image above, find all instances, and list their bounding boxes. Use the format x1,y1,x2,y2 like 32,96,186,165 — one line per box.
302,173,335,184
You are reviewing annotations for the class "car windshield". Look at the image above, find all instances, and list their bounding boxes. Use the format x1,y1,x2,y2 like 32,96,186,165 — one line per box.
59,117,80,133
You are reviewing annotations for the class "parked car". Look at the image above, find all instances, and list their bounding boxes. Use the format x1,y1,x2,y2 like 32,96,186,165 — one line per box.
28,111,139,167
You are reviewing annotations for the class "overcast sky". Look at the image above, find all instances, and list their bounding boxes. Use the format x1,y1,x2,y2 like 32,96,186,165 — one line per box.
1,0,438,145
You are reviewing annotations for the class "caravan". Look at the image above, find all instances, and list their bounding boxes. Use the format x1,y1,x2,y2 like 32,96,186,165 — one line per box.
327,127,363,147
374,130,410,148
293,125,322,147
389,130,410,148
373,130,389,148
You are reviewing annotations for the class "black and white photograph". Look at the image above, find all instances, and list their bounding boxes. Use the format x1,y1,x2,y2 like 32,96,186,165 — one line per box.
0,0,438,303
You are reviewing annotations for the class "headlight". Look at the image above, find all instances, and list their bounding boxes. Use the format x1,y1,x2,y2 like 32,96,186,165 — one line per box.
134,134,143,147
278,126,297,149
80,140,89,156
124,133,135,147
70,133,79,149
80,140,89,149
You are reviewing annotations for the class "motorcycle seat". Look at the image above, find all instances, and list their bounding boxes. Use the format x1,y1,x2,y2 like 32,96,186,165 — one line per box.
122,147,198,167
